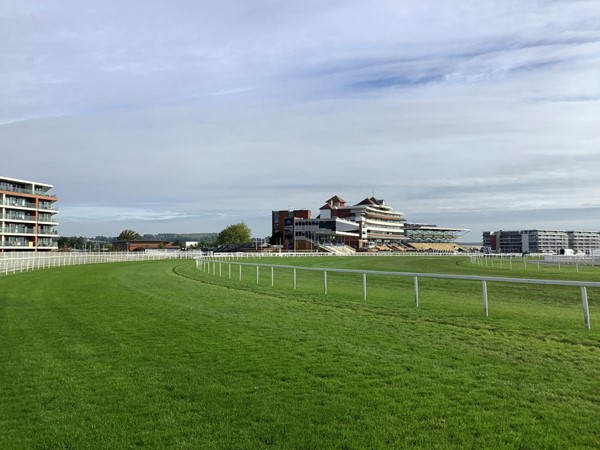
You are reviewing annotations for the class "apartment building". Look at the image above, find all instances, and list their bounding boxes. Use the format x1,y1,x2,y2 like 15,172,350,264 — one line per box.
0,176,59,251
521,230,568,254
484,229,600,254
482,230,523,253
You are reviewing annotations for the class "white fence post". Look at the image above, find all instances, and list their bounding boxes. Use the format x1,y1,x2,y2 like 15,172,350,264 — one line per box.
482,280,489,317
582,287,590,329
362,273,367,301
324,271,328,295
414,276,419,307
293,268,297,290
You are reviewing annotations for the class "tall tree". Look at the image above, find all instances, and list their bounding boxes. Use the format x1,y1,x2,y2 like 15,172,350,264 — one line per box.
216,222,251,245
117,229,141,241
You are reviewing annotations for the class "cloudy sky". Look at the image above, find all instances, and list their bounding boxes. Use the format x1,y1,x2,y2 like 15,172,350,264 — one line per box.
2,0,599,241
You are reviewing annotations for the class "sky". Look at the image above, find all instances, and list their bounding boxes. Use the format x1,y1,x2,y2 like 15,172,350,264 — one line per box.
2,0,599,241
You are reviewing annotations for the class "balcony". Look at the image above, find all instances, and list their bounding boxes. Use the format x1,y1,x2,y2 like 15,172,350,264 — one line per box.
38,215,59,224
38,239,58,247
2,238,33,247
2,199,37,209
1,198,58,211
1,226,35,235
38,229,58,236
0,213,37,222
0,183,57,198
39,203,59,211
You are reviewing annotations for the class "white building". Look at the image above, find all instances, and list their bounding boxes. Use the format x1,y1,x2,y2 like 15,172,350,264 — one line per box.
319,196,406,247
0,176,59,251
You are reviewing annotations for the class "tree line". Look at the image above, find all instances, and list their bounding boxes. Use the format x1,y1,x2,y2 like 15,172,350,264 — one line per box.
57,222,252,250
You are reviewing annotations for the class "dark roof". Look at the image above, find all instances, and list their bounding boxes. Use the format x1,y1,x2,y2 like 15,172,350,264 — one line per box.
325,195,346,205
356,197,383,206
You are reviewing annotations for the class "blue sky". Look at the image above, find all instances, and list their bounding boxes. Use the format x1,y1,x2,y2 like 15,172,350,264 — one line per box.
1,0,599,241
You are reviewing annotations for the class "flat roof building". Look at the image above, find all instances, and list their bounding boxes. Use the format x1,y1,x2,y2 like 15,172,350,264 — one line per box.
0,176,59,252
483,229,600,254
567,231,600,253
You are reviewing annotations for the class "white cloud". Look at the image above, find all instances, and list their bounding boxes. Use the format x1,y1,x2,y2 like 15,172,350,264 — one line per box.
1,0,599,240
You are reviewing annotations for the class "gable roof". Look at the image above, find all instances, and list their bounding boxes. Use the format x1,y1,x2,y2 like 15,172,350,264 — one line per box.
356,197,383,206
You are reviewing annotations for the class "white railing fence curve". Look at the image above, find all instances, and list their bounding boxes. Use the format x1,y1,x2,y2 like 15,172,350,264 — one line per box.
197,256,599,330
0,250,205,275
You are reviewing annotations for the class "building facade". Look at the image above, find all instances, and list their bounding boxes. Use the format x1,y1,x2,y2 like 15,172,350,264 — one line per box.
0,176,59,251
482,230,523,253
483,229,600,254
521,230,568,254
317,196,406,247
404,223,468,244
567,231,600,253
273,195,467,250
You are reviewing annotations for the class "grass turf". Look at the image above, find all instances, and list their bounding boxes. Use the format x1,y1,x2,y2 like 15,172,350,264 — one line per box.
0,257,599,448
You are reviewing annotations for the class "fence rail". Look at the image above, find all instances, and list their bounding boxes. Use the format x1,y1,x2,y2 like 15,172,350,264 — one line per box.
197,257,598,329
0,251,203,275
209,251,482,258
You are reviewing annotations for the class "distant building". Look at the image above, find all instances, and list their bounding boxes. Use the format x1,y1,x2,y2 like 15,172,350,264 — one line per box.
521,230,568,254
273,195,467,250
0,175,59,252
114,240,176,252
567,231,600,253
483,229,600,254
482,230,523,253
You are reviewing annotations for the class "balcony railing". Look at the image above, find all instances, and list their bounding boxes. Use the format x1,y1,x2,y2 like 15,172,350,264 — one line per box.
39,203,59,211
2,199,37,209
0,183,56,198
38,239,58,247
2,238,32,247
1,227,35,235
1,200,59,211
38,215,59,223
38,229,59,235
0,213,37,222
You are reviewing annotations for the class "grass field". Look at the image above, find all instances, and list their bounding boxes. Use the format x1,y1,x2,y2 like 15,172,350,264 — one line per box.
1,256,599,448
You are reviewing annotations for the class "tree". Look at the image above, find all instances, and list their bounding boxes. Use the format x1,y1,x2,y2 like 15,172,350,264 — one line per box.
216,222,251,245
58,236,86,250
117,229,141,241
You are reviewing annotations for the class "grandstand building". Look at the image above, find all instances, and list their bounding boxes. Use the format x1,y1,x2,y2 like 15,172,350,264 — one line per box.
272,195,468,251
319,196,406,247
0,175,59,252
404,223,469,244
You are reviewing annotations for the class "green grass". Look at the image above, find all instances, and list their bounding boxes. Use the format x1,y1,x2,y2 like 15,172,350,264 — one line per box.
1,257,599,449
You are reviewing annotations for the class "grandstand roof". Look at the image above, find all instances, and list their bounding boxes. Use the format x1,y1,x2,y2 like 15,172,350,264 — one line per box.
404,224,469,232
355,197,385,206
